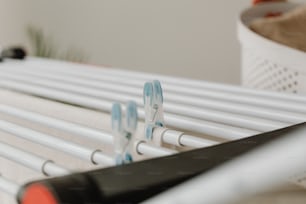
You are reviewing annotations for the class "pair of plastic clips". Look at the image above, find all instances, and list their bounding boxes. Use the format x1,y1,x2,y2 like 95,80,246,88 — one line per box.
112,80,165,165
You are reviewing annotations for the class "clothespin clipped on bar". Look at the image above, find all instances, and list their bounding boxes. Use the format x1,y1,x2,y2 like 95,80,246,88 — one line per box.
143,80,166,145
112,101,138,165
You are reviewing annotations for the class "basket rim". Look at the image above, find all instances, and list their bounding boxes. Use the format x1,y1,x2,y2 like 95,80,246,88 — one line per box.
237,2,306,71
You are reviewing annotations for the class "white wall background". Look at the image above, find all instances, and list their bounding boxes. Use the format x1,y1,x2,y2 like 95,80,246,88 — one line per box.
1,0,259,84
1,0,306,81
2,0,306,85
0,1,29,47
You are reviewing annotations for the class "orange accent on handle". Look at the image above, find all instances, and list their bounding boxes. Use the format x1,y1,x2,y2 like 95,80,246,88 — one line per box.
21,184,58,204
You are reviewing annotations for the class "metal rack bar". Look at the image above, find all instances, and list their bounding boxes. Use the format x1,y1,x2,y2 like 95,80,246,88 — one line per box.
0,120,114,166
0,175,19,197
0,142,69,176
2,67,304,124
0,72,288,132
0,80,258,139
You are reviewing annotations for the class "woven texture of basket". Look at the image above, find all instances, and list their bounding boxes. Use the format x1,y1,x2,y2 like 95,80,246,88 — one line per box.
238,2,306,94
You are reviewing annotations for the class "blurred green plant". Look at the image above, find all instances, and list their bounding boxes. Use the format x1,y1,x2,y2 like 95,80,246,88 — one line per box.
27,25,88,62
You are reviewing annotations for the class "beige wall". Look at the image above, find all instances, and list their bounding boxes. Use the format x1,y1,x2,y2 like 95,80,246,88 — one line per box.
2,1,305,84
0,0,253,84
0,1,29,46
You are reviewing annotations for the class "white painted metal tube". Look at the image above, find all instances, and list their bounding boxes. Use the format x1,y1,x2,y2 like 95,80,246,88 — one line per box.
53,59,306,104
11,57,306,104
0,106,179,159
0,80,258,139
7,59,306,112
0,142,69,176
104,69,306,104
155,128,218,148
0,104,113,146
164,93,306,124
0,104,217,151
0,73,286,132
135,141,177,157
164,103,286,132
0,120,114,166
143,126,306,204
2,68,305,124
0,175,19,197
179,134,217,148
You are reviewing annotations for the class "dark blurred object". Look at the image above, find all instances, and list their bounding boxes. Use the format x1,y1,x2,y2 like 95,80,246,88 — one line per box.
0,47,27,61
18,123,305,204
2,47,27,59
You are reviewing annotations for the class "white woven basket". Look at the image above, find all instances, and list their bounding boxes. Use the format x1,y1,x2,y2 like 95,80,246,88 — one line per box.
238,2,306,94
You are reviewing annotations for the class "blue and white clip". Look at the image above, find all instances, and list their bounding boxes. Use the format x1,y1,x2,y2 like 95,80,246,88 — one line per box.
143,80,165,142
112,101,138,165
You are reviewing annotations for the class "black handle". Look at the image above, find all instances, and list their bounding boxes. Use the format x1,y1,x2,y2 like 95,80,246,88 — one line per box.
18,123,305,204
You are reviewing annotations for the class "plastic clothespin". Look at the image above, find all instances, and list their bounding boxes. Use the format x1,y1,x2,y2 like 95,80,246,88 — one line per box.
143,80,165,144
112,101,138,165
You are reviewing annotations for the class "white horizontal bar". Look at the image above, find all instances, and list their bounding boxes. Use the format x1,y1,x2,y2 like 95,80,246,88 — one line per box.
0,120,114,166
164,93,306,124
2,67,305,124
15,57,306,104
108,70,306,104
71,60,306,104
0,104,113,145
0,72,283,132
144,125,306,204
43,162,71,176
155,128,218,148
0,118,177,170
0,142,69,176
91,150,114,165
164,103,286,132
179,134,217,148
0,175,19,197
0,104,184,164
0,104,217,148
8,58,306,113
136,141,177,157
0,80,258,139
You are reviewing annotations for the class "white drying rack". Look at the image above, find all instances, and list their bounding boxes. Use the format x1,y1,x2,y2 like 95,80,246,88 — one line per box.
0,57,305,203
